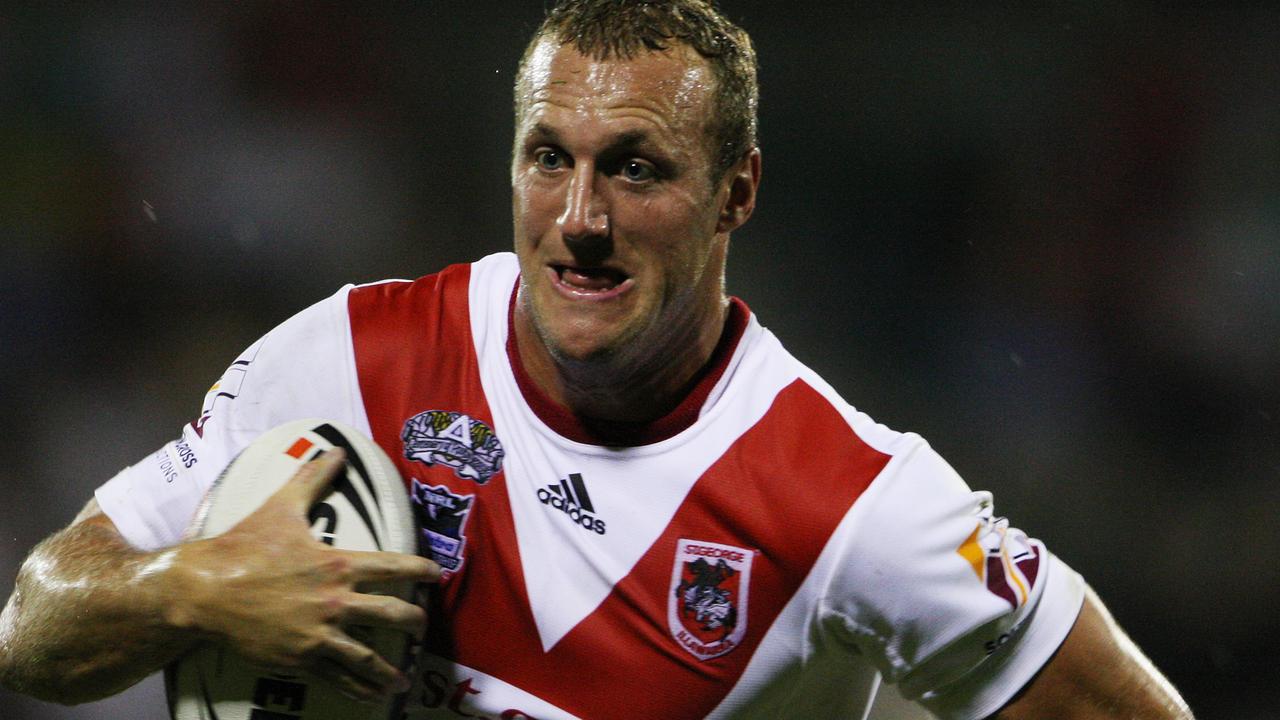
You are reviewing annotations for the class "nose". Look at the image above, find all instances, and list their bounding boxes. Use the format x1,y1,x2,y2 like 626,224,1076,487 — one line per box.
557,163,610,248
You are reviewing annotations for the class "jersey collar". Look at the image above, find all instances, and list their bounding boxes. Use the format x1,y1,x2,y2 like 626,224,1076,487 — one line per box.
506,285,750,447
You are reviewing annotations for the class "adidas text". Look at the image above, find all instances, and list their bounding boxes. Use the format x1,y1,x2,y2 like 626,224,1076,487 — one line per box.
537,473,607,535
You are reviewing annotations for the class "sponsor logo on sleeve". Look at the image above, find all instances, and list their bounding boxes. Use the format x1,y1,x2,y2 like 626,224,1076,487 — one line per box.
668,539,753,661
410,480,474,573
152,447,179,484
152,438,200,484
191,341,263,438
956,518,1042,609
173,439,198,468
402,410,505,484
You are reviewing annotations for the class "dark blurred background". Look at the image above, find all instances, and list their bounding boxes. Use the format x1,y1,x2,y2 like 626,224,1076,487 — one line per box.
2,2,1276,718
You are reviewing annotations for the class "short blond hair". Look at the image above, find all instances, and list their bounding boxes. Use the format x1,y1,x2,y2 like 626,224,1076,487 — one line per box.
517,0,759,180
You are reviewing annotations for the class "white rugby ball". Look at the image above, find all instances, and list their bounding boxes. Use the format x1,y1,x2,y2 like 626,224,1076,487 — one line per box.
166,418,418,720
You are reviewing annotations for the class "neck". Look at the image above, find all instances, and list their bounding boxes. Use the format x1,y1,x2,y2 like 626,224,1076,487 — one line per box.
513,293,729,425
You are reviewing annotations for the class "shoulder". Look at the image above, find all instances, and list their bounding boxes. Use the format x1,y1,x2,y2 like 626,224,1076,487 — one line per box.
733,313,928,466
344,252,515,369
346,252,516,318
707,314,943,536
731,313,1088,716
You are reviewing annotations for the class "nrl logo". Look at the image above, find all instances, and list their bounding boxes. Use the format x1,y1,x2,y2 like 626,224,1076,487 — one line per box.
410,480,473,573
401,410,505,484
668,539,753,661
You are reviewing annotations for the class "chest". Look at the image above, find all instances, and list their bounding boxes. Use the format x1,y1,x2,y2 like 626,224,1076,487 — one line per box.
344,276,886,717
364,391,882,720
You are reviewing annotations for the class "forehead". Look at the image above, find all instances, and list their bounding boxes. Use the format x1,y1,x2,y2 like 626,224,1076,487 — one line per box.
516,40,716,140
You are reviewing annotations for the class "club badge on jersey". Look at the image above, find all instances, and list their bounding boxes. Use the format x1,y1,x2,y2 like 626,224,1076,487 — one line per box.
401,410,505,484
668,539,754,661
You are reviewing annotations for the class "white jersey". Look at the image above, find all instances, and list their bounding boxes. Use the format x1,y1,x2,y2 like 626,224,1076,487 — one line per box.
98,252,1084,719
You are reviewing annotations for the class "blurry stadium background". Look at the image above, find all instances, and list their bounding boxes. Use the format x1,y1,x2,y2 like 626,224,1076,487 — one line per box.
1,3,1276,718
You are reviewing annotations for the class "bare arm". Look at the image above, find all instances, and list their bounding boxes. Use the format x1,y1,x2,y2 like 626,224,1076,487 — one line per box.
0,451,439,705
0,500,194,704
994,587,1194,719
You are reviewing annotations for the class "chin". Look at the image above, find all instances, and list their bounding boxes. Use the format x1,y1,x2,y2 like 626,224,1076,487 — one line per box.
544,332,622,366
525,287,652,368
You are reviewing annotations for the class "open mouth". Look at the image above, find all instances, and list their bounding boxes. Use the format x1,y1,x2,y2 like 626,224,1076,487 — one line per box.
551,264,633,297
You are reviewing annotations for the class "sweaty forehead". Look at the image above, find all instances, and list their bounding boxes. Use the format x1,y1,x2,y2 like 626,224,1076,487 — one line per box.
517,40,715,132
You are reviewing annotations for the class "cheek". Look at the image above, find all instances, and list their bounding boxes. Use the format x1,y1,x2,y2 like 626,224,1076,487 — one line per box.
626,193,718,260
511,177,533,220
511,189,541,247
513,178,562,234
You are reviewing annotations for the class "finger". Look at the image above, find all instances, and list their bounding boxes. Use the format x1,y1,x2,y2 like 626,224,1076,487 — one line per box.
341,549,442,584
319,628,406,694
339,592,428,637
310,657,393,705
279,447,348,509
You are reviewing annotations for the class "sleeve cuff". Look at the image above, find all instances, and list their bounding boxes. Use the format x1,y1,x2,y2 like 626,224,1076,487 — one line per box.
920,555,1086,719
95,462,176,551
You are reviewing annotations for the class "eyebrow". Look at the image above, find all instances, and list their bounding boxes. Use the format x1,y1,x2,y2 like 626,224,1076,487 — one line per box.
609,130,653,153
528,122,562,145
527,123,658,155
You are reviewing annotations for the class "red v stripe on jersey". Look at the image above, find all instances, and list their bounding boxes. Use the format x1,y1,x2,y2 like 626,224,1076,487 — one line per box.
347,264,540,674
445,379,889,719
349,264,890,718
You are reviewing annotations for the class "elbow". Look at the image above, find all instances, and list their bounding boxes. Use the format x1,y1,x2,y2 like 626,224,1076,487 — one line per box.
0,636,54,704
0,598,23,695
0,653,123,706
0,586,111,706
0,646,14,697
2,618,147,706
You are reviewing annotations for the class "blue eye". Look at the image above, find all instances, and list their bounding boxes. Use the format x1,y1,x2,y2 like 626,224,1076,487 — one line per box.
535,149,566,171
621,160,656,182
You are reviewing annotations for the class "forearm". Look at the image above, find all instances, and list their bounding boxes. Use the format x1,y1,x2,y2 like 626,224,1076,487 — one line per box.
1,453,439,707
0,516,201,704
994,587,1194,719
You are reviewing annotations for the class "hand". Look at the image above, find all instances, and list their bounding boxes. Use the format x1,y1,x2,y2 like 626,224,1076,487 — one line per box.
170,449,440,703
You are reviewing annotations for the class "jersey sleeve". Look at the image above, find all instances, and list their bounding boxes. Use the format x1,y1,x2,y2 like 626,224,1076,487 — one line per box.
94,286,365,551
821,441,1086,719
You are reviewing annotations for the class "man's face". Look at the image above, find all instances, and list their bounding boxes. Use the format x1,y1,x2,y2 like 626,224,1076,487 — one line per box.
511,40,734,366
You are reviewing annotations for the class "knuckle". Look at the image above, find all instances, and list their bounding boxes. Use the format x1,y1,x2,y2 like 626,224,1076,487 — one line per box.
320,593,346,622
403,603,428,626
297,629,332,659
355,645,378,666
322,553,355,582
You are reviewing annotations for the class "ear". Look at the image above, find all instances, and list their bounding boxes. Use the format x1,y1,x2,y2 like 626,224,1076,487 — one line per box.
715,147,762,234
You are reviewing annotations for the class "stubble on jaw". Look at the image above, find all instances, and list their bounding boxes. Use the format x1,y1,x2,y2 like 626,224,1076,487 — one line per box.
516,240,729,424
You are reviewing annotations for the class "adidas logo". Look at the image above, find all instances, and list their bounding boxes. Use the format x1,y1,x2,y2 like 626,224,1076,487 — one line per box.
537,473,607,535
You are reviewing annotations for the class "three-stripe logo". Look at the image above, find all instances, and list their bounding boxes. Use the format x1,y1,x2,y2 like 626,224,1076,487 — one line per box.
537,472,607,535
